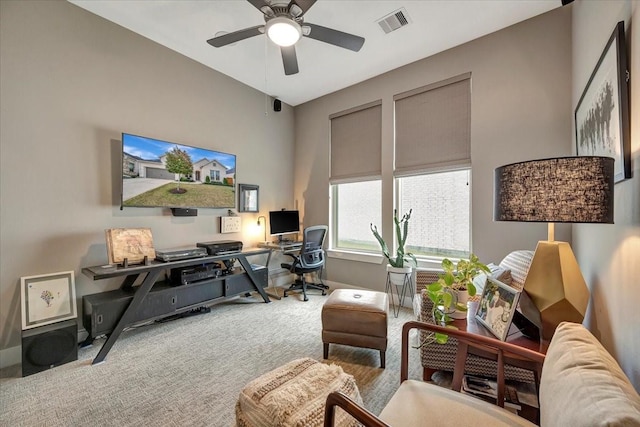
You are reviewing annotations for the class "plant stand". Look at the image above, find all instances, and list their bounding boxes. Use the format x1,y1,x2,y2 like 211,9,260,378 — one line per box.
385,270,413,317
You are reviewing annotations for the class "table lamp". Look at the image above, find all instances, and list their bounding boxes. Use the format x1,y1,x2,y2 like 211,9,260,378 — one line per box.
494,156,614,341
257,215,267,243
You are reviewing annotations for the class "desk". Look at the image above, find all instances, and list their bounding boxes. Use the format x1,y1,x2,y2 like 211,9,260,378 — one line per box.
82,249,270,364
258,241,303,253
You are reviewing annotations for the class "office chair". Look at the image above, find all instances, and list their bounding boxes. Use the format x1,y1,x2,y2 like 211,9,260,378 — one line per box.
282,225,329,301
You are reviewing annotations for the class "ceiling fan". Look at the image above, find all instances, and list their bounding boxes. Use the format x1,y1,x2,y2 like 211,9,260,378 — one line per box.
206,0,365,76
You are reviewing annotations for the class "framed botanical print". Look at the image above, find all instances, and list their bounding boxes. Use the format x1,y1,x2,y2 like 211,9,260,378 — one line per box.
21,271,77,330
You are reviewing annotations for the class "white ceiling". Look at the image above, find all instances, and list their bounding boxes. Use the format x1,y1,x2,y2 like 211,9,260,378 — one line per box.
68,0,562,106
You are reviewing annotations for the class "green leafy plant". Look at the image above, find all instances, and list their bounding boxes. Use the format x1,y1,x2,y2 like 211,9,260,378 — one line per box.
370,209,417,268
426,254,490,324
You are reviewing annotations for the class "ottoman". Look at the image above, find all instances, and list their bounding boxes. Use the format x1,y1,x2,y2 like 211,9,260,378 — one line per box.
235,358,361,427
322,289,389,368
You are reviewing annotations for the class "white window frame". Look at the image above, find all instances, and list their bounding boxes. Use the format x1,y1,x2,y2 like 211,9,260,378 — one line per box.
328,180,383,264
394,167,472,265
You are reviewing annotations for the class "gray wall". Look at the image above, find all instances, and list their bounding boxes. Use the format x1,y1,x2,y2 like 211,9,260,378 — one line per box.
572,0,640,388
294,8,573,288
0,0,295,365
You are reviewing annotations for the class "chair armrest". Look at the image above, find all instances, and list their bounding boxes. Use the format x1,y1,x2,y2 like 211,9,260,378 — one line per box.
280,253,300,270
401,321,545,407
324,391,390,427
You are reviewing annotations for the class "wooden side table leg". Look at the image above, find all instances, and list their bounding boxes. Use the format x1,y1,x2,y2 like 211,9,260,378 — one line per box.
423,367,438,381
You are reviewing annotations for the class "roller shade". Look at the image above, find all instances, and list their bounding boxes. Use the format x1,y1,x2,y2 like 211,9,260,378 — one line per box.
330,100,382,183
394,73,471,176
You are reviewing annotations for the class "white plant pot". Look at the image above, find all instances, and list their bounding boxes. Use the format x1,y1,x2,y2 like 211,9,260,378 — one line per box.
387,265,412,286
451,289,469,319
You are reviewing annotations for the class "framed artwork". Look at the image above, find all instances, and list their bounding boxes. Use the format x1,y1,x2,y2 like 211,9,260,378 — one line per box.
21,271,77,330
475,277,520,341
105,228,155,265
575,21,631,183
238,184,259,213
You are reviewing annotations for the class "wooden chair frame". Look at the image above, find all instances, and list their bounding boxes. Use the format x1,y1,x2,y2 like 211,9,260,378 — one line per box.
324,320,546,427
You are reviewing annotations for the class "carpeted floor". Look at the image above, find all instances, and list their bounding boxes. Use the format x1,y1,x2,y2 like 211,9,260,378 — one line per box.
0,288,421,426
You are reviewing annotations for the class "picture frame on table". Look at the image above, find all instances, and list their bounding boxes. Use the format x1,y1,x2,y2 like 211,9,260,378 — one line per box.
21,271,77,330
475,277,520,341
575,21,631,183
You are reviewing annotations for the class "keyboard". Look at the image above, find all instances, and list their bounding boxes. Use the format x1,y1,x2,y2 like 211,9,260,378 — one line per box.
278,241,303,249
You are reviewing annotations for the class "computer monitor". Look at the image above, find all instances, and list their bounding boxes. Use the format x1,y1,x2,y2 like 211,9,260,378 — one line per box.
269,210,300,241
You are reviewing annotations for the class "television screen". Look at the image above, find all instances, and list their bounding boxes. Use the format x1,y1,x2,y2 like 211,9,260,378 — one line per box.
121,133,236,209
269,210,300,236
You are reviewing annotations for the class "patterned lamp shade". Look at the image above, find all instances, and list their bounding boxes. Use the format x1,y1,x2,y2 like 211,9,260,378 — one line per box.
493,156,615,341
494,156,614,224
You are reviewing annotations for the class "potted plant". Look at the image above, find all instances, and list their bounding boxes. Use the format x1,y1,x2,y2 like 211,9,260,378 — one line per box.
426,254,490,323
370,209,417,285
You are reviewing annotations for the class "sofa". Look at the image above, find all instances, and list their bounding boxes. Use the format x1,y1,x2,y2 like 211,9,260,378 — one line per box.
324,321,640,426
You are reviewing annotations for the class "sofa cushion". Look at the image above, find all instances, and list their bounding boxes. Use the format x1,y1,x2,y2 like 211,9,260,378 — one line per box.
540,322,640,426
379,380,536,426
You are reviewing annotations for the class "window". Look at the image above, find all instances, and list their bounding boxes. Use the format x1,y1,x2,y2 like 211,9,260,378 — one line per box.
210,170,220,181
329,100,382,254
331,180,381,251
394,73,472,260
397,170,470,259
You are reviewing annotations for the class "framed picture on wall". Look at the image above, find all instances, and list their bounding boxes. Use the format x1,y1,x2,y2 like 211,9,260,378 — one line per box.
21,271,77,330
475,277,520,341
238,184,259,213
575,21,631,183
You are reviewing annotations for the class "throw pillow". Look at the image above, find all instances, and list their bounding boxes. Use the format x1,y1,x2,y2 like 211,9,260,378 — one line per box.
486,263,512,285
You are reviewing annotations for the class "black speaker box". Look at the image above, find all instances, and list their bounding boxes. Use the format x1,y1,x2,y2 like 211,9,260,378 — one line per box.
273,99,282,112
22,319,78,376
171,207,198,216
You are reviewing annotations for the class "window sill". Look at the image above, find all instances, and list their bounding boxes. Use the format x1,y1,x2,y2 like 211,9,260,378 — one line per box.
326,251,457,269
327,250,383,264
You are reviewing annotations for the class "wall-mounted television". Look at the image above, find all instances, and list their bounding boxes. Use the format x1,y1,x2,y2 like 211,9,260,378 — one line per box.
121,133,236,209
269,210,300,240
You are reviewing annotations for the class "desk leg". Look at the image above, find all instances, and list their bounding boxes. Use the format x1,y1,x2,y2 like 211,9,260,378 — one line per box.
237,255,270,303
259,249,281,300
91,269,161,365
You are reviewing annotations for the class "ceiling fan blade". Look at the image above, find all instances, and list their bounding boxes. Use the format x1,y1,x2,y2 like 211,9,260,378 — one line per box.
246,0,271,14
289,0,317,16
207,25,264,48
305,23,365,52
280,46,299,75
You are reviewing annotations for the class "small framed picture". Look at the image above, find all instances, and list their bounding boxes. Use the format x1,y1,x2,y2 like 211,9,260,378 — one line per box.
475,277,520,341
21,271,77,330
238,184,259,213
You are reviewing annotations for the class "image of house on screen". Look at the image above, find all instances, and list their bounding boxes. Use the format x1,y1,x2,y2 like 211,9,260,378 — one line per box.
123,152,234,184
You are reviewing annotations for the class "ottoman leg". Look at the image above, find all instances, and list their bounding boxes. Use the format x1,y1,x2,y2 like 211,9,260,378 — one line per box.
380,350,386,369
323,343,329,359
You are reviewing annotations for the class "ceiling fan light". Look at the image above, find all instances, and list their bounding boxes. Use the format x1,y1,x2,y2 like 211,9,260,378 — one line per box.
266,17,301,47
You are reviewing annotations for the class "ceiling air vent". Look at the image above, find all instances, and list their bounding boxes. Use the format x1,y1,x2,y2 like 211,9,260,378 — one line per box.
377,8,411,34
